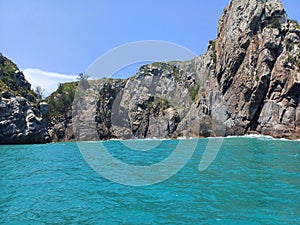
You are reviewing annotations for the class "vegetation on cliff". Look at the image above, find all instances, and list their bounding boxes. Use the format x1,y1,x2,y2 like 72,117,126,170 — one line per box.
0,54,50,144
0,53,37,102
2,0,300,142
46,81,78,119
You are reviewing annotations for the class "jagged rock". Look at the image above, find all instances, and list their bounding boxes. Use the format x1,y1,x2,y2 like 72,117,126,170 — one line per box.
0,98,50,144
60,0,300,141
39,102,48,116
2,91,14,99
48,119,74,142
211,0,299,139
0,54,50,144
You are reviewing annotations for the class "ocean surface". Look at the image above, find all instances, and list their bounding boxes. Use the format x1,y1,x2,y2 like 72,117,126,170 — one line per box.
0,136,299,225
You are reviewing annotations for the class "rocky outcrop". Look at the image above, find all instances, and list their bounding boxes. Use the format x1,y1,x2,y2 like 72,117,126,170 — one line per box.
72,64,198,140
215,0,300,139
47,110,74,142
0,96,50,144
169,0,300,139
0,54,51,144
71,0,300,140
45,82,78,142
36,0,295,141
2,0,298,143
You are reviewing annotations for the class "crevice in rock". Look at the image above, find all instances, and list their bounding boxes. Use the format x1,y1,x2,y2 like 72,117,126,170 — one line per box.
246,45,281,133
283,83,300,106
279,108,286,123
246,75,271,132
216,67,225,84
252,8,266,35
221,51,246,95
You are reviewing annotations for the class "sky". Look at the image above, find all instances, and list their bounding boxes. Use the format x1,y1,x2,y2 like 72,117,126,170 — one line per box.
0,0,299,96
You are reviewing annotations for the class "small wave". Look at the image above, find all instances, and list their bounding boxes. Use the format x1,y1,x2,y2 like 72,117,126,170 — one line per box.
224,134,299,142
74,134,299,144
239,134,274,140
207,136,226,139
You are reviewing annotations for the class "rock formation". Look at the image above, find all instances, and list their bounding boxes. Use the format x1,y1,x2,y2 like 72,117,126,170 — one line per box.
1,0,299,143
45,82,78,142
213,0,300,138
0,53,50,144
71,0,299,140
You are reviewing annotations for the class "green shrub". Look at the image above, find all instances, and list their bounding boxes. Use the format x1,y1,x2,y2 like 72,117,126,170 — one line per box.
0,54,37,102
172,67,181,82
285,54,300,71
268,17,281,28
188,83,200,101
296,60,300,71
46,82,78,118
286,55,297,64
145,96,170,110
289,19,300,29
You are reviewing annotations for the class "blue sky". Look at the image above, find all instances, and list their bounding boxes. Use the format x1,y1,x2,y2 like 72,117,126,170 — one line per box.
0,0,299,96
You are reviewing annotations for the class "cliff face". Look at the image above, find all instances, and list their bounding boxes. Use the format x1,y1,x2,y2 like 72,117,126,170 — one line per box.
70,0,300,141
2,0,298,143
215,0,300,138
73,65,197,140
166,0,300,139
45,82,78,142
0,54,50,144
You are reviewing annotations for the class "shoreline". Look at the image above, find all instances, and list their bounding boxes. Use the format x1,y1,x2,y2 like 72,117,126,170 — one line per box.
1,134,299,146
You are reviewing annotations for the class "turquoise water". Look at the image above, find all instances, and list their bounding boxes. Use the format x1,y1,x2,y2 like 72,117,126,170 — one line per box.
0,137,299,224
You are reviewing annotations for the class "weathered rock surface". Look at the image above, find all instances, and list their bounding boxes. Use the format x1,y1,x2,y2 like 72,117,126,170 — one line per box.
2,0,298,143
47,110,74,142
72,64,197,140
71,0,300,140
0,54,51,144
45,82,78,142
215,0,300,139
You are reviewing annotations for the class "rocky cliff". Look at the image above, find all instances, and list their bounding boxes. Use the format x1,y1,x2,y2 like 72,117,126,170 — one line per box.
2,0,298,143
0,53,50,144
70,0,300,141
166,0,300,139
45,82,77,142
213,0,300,138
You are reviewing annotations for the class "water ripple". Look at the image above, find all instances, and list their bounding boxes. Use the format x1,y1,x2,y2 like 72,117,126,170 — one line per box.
0,138,299,224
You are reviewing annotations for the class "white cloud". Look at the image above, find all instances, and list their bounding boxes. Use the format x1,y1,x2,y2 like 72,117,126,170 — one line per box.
22,68,77,97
